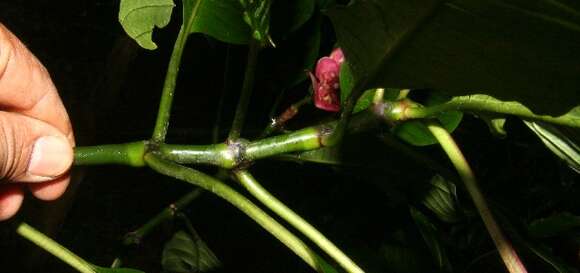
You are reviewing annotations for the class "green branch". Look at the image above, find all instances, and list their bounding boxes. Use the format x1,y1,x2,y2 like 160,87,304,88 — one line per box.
74,110,379,168
425,121,528,273
151,0,202,143
17,223,95,273
74,141,146,167
123,189,203,245
144,153,337,273
405,95,580,128
235,170,364,273
228,41,261,140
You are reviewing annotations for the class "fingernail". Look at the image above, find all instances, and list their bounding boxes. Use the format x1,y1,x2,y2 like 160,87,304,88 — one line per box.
27,136,73,181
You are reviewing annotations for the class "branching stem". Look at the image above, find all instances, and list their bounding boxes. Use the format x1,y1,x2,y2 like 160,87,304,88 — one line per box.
144,154,338,273
123,189,203,245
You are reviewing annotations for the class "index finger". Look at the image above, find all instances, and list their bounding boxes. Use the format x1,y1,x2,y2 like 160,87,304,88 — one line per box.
0,23,73,141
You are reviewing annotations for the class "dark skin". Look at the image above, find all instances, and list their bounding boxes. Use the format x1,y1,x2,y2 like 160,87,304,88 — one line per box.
0,24,74,220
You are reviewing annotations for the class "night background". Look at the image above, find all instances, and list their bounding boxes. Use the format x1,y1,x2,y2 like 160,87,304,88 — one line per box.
0,1,578,272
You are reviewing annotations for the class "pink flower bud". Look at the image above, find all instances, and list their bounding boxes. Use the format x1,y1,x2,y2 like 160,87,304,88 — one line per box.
308,48,344,112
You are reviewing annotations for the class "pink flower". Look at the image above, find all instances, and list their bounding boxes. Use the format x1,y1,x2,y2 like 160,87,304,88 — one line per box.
308,48,344,112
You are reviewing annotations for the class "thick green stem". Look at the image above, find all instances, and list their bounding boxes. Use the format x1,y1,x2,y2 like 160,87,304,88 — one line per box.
425,121,528,273
124,189,203,245
235,170,365,273
73,141,146,167
144,154,337,273
74,110,379,168
159,143,234,168
228,41,261,140
17,223,95,273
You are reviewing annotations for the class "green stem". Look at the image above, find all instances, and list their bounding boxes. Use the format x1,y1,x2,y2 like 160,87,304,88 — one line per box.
17,223,95,273
213,46,233,143
73,141,146,167
151,26,187,143
235,170,364,273
404,95,579,128
74,110,380,168
425,121,528,273
124,189,203,245
158,143,234,168
151,0,202,142
228,41,261,140
144,154,337,273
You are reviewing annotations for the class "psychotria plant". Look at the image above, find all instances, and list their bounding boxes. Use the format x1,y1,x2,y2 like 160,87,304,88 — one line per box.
14,0,580,273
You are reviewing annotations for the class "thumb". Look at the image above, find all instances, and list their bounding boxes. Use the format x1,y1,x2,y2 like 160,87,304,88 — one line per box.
0,111,73,182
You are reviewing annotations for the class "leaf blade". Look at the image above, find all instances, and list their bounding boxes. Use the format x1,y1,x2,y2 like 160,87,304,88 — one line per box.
119,0,175,50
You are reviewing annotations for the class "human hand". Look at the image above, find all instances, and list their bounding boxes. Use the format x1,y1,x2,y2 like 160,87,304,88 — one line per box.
0,24,74,220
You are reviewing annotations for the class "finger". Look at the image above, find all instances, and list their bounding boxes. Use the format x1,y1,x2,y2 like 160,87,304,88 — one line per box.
0,184,24,221
28,174,69,201
0,24,73,144
0,111,73,182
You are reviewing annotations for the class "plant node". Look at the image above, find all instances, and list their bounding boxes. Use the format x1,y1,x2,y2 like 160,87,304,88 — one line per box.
226,138,252,169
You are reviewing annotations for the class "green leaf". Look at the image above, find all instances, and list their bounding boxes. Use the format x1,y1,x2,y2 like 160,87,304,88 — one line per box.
188,0,251,44
409,207,452,272
118,0,175,50
340,63,400,113
528,212,580,238
240,0,274,45
422,175,459,223
352,88,400,113
524,121,580,173
393,93,463,146
327,0,580,115
162,230,221,273
94,266,145,273
339,63,355,108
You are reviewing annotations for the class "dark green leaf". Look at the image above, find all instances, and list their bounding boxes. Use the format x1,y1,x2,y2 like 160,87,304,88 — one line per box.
188,0,251,44
339,63,355,108
393,92,463,146
118,0,175,50
409,207,452,272
259,15,322,89
327,0,580,115
525,242,579,273
524,121,580,173
422,175,459,223
94,266,145,273
162,230,221,273
528,212,580,238
381,243,429,273
317,0,336,9
271,0,315,35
